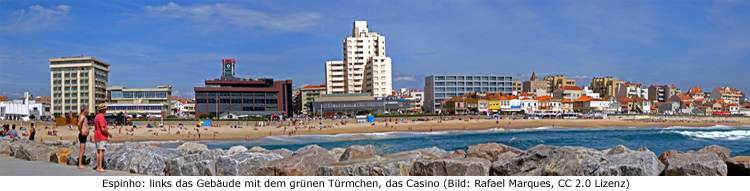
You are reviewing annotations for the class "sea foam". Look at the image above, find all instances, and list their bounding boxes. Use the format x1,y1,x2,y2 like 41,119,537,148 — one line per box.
673,130,750,141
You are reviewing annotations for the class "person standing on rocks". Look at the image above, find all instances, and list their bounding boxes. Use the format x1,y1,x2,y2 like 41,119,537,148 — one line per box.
77,108,89,169
94,104,111,173
28,123,35,141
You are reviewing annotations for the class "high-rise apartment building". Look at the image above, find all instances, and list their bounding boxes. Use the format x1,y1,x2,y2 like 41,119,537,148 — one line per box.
325,21,392,97
49,56,110,116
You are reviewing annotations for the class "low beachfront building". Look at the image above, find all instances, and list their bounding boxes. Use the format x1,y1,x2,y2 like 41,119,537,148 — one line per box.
311,94,404,116
0,92,50,121
711,87,744,105
194,58,293,118
296,84,327,115
424,74,514,113
106,85,172,118
552,86,584,100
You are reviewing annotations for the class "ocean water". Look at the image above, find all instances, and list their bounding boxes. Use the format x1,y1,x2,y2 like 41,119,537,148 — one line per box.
194,126,750,156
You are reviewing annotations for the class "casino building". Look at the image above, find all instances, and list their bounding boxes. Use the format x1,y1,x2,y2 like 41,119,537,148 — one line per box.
194,59,293,118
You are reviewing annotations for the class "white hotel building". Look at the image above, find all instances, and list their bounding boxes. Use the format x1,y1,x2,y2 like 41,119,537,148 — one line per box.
326,21,392,97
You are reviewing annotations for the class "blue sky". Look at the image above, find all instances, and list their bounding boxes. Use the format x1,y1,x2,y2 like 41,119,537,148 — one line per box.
1,0,749,98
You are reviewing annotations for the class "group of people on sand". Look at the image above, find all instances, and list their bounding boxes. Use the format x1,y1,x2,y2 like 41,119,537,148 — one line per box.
75,103,111,173
0,123,35,141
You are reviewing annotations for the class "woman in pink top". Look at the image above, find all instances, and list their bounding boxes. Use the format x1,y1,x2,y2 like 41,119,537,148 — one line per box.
94,103,110,173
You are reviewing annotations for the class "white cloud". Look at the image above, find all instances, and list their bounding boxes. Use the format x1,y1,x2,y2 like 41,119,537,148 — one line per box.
143,2,321,31
394,75,417,82
1,4,71,32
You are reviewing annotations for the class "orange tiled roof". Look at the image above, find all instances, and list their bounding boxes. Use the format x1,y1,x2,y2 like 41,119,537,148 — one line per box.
560,86,583,91
536,95,552,101
575,95,593,102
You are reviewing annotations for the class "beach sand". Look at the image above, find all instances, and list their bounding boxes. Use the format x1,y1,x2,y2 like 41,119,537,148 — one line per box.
17,116,750,143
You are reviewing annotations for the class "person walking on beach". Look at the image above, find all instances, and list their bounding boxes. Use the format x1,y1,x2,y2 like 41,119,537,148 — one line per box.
28,123,36,141
94,104,111,173
77,108,89,169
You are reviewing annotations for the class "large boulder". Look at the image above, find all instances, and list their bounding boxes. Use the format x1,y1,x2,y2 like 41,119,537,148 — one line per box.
271,149,293,158
256,145,337,176
467,143,522,162
385,147,449,160
339,145,378,161
659,151,727,176
164,149,225,176
10,142,57,161
107,145,181,175
317,159,411,176
726,156,750,176
410,158,491,176
227,146,248,155
50,147,74,164
67,143,97,167
698,145,732,161
491,145,604,176
329,148,346,160
596,145,664,176
176,142,208,154
216,152,284,176
248,146,268,153
0,141,11,156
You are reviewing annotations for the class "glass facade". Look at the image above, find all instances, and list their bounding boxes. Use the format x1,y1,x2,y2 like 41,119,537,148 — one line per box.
424,75,513,113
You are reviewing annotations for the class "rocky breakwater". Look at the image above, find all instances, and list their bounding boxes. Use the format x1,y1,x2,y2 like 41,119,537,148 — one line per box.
1,140,750,176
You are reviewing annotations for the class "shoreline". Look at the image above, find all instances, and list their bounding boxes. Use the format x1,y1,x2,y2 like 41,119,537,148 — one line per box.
8,117,750,143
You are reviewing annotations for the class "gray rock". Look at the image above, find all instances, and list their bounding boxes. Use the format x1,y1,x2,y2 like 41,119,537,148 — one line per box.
107,145,181,175
216,152,284,176
467,143,523,162
227,146,248,155
410,158,491,176
339,145,378,161
165,149,225,176
317,159,411,176
726,156,750,176
176,142,208,154
329,148,346,160
271,149,293,158
448,150,466,159
597,145,664,176
660,151,727,176
491,145,605,176
0,141,11,156
697,145,732,161
385,147,449,160
256,145,337,176
67,142,97,167
248,146,268,153
10,141,57,161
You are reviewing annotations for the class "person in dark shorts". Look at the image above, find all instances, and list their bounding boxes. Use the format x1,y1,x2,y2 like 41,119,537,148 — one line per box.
77,108,89,169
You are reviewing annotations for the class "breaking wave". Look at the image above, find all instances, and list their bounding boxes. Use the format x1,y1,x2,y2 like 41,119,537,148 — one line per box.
672,130,750,141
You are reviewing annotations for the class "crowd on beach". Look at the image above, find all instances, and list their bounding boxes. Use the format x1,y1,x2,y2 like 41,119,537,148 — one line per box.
0,123,36,141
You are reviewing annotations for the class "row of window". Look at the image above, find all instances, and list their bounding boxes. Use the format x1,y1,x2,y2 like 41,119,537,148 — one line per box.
435,82,513,87
434,76,512,81
109,105,166,111
110,91,169,99
196,98,278,104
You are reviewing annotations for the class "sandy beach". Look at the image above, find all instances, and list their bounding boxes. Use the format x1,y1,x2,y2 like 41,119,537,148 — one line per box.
6,115,748,143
